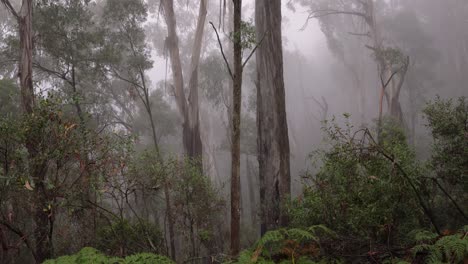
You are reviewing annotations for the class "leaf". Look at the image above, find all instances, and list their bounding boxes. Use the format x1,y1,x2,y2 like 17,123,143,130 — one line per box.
25,180,34,191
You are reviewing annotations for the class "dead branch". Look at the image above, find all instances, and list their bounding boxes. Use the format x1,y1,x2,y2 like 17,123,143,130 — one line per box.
209,21,234,80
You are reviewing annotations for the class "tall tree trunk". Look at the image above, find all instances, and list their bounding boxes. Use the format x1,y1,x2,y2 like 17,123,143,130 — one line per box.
18,0,35,114
230,0,242,256
186,0,206,160
15,0,53,261
255,0,291,235
161,1,207,259
162,0,205,161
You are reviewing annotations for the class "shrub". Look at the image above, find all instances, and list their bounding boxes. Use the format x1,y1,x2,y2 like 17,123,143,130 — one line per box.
95,220,164,257
43,247,174,264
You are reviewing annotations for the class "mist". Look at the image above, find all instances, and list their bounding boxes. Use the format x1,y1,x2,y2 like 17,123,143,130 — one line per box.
0,0,467,263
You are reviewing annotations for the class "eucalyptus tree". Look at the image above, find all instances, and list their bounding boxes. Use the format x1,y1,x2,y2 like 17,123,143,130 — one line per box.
379,3,439,144
295,0,410,125
33,0,107,123
0,0,53,262
159,0,207,161
100,0,180,259
210,0,260,255
255,0,290,235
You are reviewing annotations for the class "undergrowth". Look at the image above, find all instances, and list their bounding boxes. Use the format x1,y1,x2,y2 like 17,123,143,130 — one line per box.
43,247,174,264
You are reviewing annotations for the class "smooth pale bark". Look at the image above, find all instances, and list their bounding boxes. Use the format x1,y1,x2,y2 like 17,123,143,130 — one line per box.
1,0,52,261
255,0,291,235
160,0,207,259
18,0,34,114
162,0,205,160
230,0,242,256
19,0,52,262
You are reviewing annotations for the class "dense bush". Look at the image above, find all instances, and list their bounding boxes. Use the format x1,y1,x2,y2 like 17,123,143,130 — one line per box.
423,96,468,229
95,220,164,257
289,117,428,253
229,97,468,263
43,247,174,264
228,226,468,264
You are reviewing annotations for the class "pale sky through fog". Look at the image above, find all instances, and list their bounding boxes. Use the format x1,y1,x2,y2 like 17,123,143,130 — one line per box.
148,1,326,85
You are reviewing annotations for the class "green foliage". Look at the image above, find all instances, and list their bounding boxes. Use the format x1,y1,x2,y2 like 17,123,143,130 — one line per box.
230,20,257,50
422,96,467,229
373,46,408,68
0,95,134,257
96,220,164,257
43,247,174,264
0,78,19,115
290,117,425,244
227,226,335,263
168,156,225,255
283,99,468,262
423,96,467,188
403,227,468,264
132,89,179,139
124,252,174,264
414,233,467,263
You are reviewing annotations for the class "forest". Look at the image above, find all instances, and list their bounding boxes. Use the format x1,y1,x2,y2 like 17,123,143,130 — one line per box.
0,0,467,263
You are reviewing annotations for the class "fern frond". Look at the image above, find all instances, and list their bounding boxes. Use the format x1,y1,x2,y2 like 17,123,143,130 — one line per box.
308,225,335,237
410,229,438,243
288,228,317,242
258,229,286,247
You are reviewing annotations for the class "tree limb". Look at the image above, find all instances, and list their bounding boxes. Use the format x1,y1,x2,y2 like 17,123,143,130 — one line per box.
302,9,368,30
209,21,234,80
0,0,19,19
0,220,37,261
242,30,267,69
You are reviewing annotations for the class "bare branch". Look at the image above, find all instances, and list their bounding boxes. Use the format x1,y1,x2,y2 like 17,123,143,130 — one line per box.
209,21,234,80
302,9,368,30
242,30,268,69
0,220,37,261
0,0,19,19
33,62,74,87
380,68,400,90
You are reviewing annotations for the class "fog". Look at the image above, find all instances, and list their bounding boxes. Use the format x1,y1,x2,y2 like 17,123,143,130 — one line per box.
0,0,467,263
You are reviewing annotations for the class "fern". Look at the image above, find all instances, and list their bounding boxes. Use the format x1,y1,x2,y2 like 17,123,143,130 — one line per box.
411,228,468,263
410,229,439,243
229,226,335,263
258,229,287,247
43,247,175,264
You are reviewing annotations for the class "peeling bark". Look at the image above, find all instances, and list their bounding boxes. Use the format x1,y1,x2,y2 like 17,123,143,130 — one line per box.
255,0,291,234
